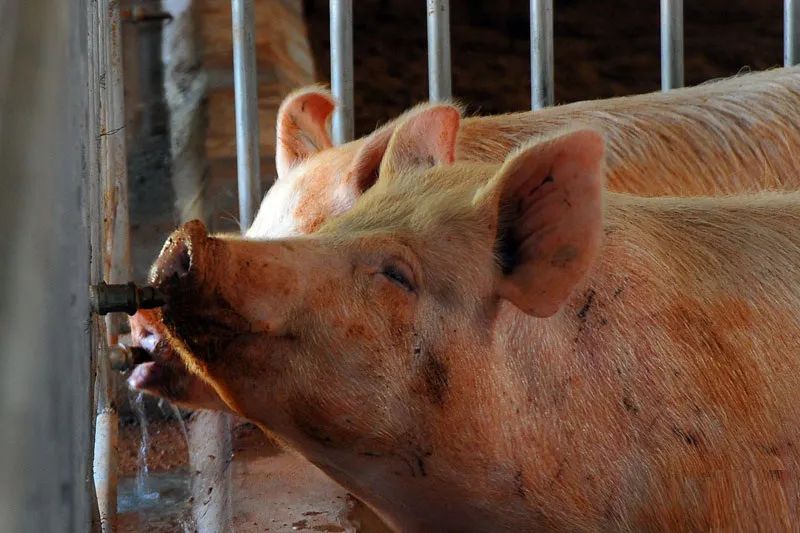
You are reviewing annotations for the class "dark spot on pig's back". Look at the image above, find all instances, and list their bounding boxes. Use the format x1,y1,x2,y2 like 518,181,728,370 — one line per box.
514,469,527,498
622,395,639,415
671,426,702,448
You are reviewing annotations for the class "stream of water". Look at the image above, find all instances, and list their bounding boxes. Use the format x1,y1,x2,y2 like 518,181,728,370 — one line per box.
117,392,196,532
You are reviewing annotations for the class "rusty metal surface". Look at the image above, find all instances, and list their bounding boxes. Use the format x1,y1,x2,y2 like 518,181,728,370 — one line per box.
94,0,133,529
90,282,165,316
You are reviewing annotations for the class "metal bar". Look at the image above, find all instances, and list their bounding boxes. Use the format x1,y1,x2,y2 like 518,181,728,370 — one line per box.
660,0,684,90
786,0,800,65
530,0,554,109
86,1,105,529
330,0,354,144
231,0,262,230
427,0,452,101
94,0,132,528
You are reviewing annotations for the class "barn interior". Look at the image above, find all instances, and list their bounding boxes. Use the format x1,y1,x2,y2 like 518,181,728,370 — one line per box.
0,1,789,532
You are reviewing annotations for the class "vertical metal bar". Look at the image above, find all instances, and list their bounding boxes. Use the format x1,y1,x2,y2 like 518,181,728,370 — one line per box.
785,0,800,65
231,0,261,230
660,0,684,90
530,0,554,109
185,2,262,531
330,0,354,144
94,0,130,529
427,0,452,102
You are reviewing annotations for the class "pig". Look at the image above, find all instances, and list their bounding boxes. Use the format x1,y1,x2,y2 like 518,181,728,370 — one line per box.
250,66,800,238
128,66,800,411
150,105,800,531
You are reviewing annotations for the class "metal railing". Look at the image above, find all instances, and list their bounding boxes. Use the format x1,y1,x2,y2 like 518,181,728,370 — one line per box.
660,0,684,90
328,1,800,131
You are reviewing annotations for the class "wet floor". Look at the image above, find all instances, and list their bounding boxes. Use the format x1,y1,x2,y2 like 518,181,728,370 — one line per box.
118,470,194,532
116,416,391,532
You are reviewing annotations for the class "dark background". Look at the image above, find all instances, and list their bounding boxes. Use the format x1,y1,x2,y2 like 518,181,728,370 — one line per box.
303,0,783,136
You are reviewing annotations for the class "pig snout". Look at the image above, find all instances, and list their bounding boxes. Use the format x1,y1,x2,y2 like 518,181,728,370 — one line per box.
150,220,251,362
150,219,208,289
150,220,224,311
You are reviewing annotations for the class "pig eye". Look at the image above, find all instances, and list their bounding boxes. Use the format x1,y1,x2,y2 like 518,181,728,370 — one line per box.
381,263,415,292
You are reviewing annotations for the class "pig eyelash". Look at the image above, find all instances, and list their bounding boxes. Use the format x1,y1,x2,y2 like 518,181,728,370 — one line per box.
382,264,415,292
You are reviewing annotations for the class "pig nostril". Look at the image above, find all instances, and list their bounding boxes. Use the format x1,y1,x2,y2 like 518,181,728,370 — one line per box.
163,239,192,280
178,243,191,275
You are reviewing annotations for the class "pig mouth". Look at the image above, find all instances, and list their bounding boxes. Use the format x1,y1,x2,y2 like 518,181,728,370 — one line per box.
126,336,189,398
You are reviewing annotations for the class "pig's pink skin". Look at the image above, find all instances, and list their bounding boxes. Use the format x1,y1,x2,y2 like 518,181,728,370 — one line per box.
151,110,800,530
130,67,800,412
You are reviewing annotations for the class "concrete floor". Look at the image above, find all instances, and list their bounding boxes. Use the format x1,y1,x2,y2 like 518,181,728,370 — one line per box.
117,419,391,532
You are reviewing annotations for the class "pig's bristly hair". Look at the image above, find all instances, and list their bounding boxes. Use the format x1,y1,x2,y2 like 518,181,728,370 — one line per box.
457,65,800,197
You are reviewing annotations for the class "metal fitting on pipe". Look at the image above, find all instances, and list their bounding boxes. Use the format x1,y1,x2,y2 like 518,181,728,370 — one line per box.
108,344,152,372
90,282,165,315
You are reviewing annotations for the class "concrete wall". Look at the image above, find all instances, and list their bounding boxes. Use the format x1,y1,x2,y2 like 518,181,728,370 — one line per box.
0,0,96,531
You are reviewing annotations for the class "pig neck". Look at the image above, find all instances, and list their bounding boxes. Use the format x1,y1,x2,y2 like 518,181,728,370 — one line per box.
493,189,800,417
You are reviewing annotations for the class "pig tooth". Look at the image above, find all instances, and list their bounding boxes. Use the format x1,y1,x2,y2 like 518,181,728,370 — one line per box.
140,333,159,352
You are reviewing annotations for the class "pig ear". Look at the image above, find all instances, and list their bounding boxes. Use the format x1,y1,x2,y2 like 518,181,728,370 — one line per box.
377,104,460,178
479,129,604,317
342,104,460,196
275,88,335,178
341,121,396,196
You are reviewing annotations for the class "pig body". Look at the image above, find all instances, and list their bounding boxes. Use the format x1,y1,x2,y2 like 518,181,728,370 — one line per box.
152,111,800,531
128,67,800,410
251,66,800,238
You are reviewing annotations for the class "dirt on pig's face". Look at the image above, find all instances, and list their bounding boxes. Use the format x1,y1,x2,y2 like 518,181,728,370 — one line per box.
153,183,495,458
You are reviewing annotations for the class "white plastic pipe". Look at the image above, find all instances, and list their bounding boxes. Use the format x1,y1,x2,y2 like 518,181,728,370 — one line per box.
94,0,131,528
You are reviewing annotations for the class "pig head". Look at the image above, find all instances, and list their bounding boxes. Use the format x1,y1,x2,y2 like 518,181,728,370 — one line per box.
150,106,611,531
126,94,460,410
